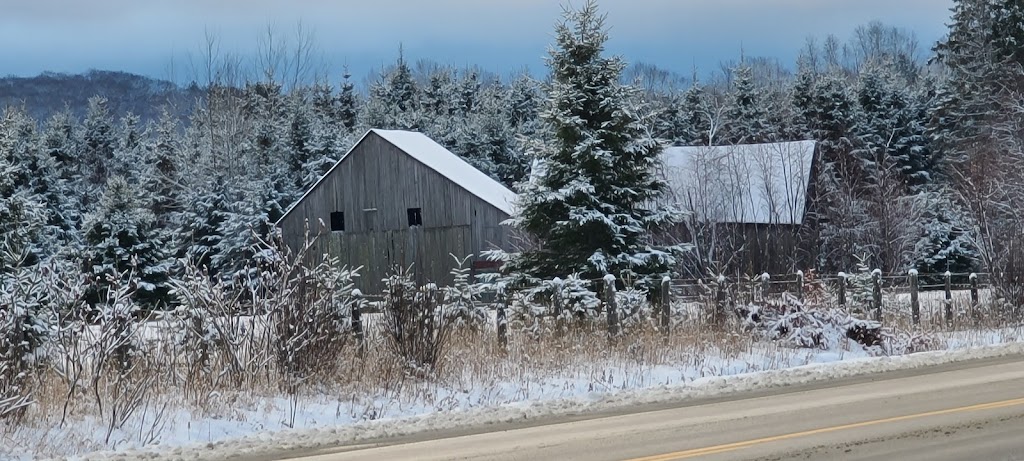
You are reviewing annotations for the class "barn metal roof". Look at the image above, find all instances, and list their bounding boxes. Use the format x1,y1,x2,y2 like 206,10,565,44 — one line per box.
659,140,817,225
371,129,516,215
278,129,516,225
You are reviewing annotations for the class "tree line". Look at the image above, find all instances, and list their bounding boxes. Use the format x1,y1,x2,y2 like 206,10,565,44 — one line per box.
1,0,1021,310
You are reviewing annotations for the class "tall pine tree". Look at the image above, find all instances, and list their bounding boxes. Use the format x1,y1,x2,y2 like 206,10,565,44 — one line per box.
505,0,686,287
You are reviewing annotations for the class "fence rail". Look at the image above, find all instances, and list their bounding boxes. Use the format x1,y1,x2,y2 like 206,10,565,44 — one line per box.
347,269,1012,350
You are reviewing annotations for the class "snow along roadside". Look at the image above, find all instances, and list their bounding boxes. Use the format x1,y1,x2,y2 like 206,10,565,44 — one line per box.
66,341,1024,461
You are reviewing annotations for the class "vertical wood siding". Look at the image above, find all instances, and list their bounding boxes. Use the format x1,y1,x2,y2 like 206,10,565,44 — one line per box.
279,132,510,294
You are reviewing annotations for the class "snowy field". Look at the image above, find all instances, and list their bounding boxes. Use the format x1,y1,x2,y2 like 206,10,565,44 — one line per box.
3,300,1022,461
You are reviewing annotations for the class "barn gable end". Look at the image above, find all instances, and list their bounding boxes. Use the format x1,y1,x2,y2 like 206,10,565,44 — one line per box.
277,129,515,293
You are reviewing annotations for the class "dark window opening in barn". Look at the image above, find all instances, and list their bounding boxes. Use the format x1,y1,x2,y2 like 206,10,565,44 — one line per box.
330,211,345,232
407,208,423,227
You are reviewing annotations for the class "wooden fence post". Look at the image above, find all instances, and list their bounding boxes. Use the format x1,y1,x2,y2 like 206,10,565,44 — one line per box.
970,273,980,321
716,274,727,325
944,271,953,328
660,276,671,338
796,270,805,302
604,275,619,340
837,272,847,308
761,272,771,303
746,276,754,305
351,289,365,357
872,269,882,322
552,277,565,337
497,287,509,351
909,269,920,326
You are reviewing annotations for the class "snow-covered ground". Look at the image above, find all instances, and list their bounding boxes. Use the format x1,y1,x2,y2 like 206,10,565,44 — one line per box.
4,323,1018,461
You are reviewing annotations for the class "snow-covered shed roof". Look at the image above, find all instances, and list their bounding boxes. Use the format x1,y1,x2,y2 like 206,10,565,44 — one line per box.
278,129,516,225
659,140,817,225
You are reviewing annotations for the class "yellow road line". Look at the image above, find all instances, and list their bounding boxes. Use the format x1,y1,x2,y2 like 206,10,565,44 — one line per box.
627,396,1024,461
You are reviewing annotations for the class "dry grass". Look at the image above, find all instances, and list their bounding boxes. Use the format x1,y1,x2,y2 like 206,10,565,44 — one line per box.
3,255,1021,461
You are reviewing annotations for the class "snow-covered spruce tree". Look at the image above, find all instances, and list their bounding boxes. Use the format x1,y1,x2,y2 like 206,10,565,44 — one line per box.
364,49,421,131
680,79,715,146
845,254,875,314
82,176,173,310
151,107,182,228
0,140,65,419
790,62,817,140
457,84,527,187
723,63,774,144
503,0,686,289
0,108,65,262
507,73,542,134
175,174,230,276
913,190,977,279
288,90,340,190
109,113,146,179
931,0,1024,310
805,72,867,273
80,96,117,196
337,70,359,130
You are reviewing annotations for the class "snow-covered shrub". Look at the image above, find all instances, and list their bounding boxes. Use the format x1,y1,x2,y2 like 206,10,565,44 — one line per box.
382,267,454,376
616,286,652,330
500,274,601,336
91,271,143,375
883,330,942,355
0,268,55,366
0,303,37,421
845,254,875,313
249,227,357,382
168,259,253,383
0,253,80,420
742,293,882,350
443,255,487,328
537,274,600,319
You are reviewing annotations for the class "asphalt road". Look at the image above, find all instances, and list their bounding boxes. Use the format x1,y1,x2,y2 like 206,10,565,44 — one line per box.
269,355,1024,461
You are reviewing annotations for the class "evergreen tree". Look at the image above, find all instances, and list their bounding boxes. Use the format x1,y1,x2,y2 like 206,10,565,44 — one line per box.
507,73,541,132
81,96,117,191
790,64,817,140
457,69,481,116
457,84,526,187
175,174,230,276
806,73,866,272
931,0,1024,165
365,50,421,130
40,109,83,247
82,176,173,309
679,80,713,145
337,70,359,130
110,113,149,180
505,0,686,287
289,91,341,189
914,190,978,276
151,108,181,226
724,63,773,144
0,112,48,269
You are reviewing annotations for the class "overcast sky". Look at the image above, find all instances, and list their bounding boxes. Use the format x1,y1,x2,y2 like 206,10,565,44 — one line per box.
0,0,954,83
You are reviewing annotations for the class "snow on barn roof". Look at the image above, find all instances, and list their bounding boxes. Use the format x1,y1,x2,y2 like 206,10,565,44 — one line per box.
371,129,516,215
659,140,817,225
278,129,515,225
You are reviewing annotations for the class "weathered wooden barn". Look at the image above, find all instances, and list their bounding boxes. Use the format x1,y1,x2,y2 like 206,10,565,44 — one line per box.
658,140,820,276
276,129,516,294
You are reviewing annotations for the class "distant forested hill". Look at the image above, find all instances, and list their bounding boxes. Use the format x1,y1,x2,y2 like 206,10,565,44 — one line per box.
0,70,201,122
